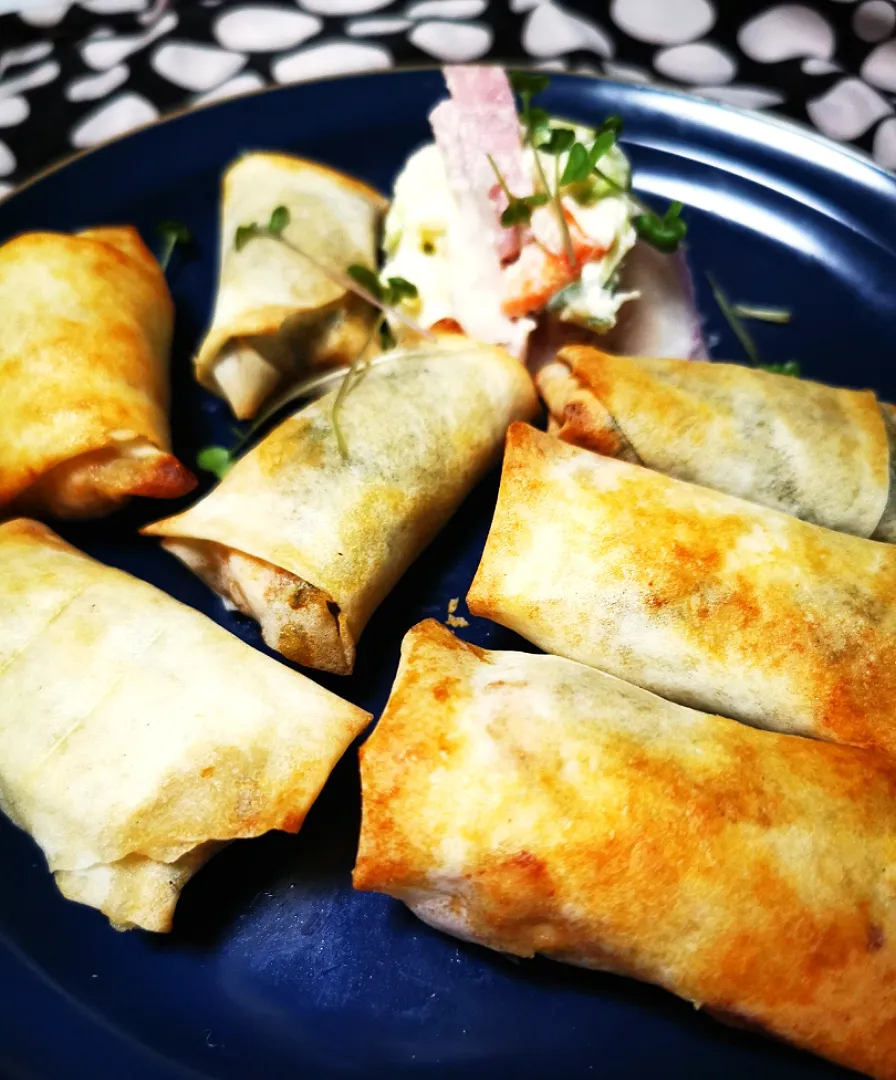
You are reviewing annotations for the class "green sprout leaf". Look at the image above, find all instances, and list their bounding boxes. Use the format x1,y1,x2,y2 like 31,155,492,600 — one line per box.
234,223,260,252
538,127,575,155
633,215,686,253
759,360,801,376
489,153,548,228
598,115,624,136
347,263,384,301
501,202,533,227
560,142,591,186
234,205,289,252
588,129,617,169
526,106,551,146
380,320,397,351
385,276,418,304
267,205,290,237
634,200,687,254
500,192,549,227
196,446,233,480
509,71,550,102
156,219,192,272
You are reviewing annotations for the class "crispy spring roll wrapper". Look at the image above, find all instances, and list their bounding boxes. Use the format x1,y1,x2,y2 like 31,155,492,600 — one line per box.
196,153,389,419
0,227,196,519
0,519,370,932
468,423,896,758
145,339,538,675
537,346,894,538
354,620,896,1080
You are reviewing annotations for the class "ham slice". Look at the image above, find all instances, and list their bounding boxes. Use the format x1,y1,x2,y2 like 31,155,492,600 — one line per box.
429,66,534,353
442,65,530,262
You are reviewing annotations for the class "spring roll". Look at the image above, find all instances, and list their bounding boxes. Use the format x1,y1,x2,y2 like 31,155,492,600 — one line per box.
0,227,196,519
467,423,896,758
196,153,389,419
145,338,538,675
355,619,896,1080
0,519,370,932
537,346,892,538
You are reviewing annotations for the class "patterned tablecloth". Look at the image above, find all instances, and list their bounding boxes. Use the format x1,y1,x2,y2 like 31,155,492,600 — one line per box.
0,0,895,197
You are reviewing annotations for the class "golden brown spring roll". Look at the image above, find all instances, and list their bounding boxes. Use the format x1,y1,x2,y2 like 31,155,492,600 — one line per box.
0,227,196,519
196,153,388,419
468,423,896,758
355,619,896,1080
0,519,370,932
145,338,538,675
537,346,894,538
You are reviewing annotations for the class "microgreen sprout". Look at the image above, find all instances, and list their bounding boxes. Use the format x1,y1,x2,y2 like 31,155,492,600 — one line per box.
487,154,549,227
196,445,233,480
234,206,432,342
196,268,420,470
508,75,686,263
156,219,192,272
634,200,687,255
708,273,798,374
234,204,290,252
509,71,577,269
707,272,760,367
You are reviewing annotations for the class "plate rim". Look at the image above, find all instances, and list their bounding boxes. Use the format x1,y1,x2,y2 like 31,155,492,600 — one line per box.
2,64,894,210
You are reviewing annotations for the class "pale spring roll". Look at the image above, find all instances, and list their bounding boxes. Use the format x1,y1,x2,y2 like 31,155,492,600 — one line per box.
537,346,892,538
0,519,370,932
467,423,896,758
195,153,388,419
355,619,896,1080
145,338,538,675
0,227,196,519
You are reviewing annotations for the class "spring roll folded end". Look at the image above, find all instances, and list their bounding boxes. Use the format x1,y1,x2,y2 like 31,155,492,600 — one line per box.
54,843,221,934
356,618,896,1079
209,341,283,421
158,537,355,675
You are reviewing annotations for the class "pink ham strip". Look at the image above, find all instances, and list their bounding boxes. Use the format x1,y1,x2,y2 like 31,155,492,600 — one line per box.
440,65,530,263
430,99,519,348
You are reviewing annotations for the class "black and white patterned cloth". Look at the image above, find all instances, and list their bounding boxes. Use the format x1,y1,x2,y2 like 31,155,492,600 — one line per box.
0,0,895,198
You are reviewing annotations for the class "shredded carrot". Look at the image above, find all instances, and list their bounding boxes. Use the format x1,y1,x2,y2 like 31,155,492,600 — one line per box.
502,230,606,318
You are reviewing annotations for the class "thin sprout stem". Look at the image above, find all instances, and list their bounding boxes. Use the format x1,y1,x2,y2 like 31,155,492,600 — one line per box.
331,365,353,460
159,235,175,272
331,313,383,461
531,144,575,272
731,304,792,325
487,154,515,201
275,235,434,342
707,273,760,367
553,152,576,271
593,165,653,217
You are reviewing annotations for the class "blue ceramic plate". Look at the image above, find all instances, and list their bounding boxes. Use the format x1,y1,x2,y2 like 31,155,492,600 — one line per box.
1,70,895,1080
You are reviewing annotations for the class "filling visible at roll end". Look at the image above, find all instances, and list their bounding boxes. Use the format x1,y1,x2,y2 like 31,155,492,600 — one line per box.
13,437,197,520
536,354,639,462
161,538,355,675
